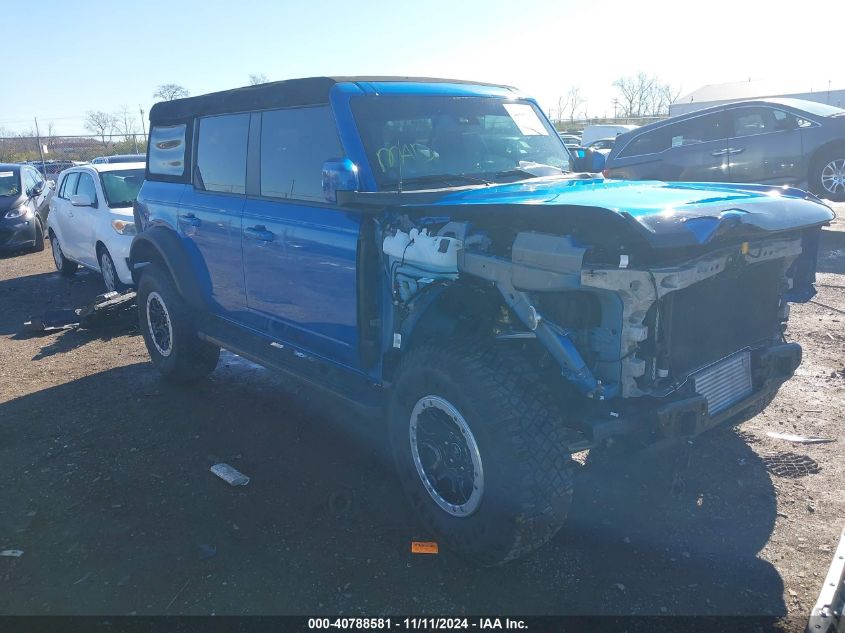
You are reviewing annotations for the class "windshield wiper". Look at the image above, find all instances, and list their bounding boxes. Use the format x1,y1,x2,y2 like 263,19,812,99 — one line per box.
382,173,493,189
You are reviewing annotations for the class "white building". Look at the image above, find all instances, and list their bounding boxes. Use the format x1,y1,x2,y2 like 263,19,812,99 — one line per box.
670,79,845,116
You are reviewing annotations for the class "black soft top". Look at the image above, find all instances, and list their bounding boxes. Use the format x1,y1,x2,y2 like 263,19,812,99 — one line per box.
148,76,512,123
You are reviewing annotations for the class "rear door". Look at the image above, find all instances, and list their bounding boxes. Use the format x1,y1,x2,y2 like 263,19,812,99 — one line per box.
725,105,804,184
658,110,730,181
50,171,79,255
178,113,250,319
241,105,362,367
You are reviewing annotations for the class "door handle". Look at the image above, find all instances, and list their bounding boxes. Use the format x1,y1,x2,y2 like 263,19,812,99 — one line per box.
180,212,201,227
711,149,728,157
244,225,275,242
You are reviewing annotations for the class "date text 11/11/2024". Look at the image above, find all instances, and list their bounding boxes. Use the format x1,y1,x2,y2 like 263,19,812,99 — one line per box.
307,618,528,630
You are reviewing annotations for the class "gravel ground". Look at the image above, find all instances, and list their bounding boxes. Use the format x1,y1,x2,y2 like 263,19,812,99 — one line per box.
0,204,842,629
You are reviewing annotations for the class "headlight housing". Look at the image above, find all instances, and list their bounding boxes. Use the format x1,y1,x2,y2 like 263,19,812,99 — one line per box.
111,219,136,235
4,205,28,220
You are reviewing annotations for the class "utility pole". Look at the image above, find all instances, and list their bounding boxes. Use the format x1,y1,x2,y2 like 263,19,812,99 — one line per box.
33,117,46,175
139,105,147,137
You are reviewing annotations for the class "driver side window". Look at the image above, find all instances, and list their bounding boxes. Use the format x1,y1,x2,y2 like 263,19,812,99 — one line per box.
75,173,98,206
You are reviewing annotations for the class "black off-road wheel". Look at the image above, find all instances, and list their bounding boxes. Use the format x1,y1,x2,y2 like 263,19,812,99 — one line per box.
388,343,576,566
137,264,220,383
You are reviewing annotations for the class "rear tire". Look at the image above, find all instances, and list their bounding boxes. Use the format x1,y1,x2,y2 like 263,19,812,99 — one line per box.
50,231,77,277
388,343,576,566
810,149,845,202
137,263,220,383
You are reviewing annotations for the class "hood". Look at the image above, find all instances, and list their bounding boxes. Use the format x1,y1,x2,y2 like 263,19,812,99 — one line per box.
0,193,25,214
426,177,835,248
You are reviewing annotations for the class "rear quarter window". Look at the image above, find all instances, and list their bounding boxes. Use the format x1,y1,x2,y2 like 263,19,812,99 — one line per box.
148,124,188,178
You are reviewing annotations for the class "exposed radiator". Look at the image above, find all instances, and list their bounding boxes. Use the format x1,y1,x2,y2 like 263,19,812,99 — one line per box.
691,351,753,415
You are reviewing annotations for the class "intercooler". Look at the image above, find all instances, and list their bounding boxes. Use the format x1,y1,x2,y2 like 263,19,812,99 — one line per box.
691,351,753,414
661,259,783,378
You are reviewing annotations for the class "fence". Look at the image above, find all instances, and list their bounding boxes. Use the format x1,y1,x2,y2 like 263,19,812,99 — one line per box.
0,134,148,164
552,115,667,133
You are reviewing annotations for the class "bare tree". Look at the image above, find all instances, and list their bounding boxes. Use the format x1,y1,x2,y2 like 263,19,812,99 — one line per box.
248,73,269,85
153,83,190,102
564,86,584,123
85,111,117,147
45,121,57,152
612,73,681,118
115,105,138,141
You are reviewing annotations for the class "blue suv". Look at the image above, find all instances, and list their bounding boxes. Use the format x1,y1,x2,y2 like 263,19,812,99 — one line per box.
131,77,834,565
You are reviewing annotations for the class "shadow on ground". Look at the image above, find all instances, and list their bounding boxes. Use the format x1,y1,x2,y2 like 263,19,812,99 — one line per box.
0,356,784,616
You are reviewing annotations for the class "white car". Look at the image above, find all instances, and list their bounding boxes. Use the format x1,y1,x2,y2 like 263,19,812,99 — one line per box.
47,163,144,291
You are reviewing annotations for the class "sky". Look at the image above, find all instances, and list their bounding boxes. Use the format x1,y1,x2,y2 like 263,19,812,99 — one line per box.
2,0,843,136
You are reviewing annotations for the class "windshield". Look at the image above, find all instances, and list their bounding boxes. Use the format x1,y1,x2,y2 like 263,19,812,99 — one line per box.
99,169,144,207
0,170,20,197
351,96,571,190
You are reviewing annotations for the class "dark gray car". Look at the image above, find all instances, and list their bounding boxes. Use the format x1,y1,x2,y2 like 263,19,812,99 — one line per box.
604,98,845,201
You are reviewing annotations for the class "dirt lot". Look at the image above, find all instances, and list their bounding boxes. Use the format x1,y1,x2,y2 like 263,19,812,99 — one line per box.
0,205,843,628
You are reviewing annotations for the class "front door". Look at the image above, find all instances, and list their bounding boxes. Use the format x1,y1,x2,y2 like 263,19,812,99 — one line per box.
726,105,804,185
241,105,361,368
64,171,99,267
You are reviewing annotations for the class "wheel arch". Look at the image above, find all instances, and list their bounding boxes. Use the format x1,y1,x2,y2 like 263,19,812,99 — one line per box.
129,227,208,311
808,139,845,177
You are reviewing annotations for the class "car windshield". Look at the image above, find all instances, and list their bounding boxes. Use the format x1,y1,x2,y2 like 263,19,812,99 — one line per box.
351,96,571,190
99,168,145,207
0,170,20,197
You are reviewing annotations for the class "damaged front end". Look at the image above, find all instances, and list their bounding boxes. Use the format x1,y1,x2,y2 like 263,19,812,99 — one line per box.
374,180,834,448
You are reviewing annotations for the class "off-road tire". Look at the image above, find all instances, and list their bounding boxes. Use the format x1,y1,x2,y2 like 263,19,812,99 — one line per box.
137,264,220,383
31,217,45,252
50,231,77,277
388,343,576,566
810,148,845,202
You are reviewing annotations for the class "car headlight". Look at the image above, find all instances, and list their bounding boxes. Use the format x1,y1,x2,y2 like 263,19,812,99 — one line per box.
4,205,28,219
111,219,136,235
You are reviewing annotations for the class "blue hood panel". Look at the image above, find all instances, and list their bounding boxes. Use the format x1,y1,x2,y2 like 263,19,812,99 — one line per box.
430,178,835,248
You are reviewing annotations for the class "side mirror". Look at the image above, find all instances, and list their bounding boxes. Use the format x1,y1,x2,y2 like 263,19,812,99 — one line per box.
70,193,95,207
322,158,360,203
570,148,606,173
30,182,44,197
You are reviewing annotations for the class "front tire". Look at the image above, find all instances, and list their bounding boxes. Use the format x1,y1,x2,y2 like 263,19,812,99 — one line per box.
31,217,45,252
811,150,845,202
137,264,220,383
389,344,575,566
98,247,127,293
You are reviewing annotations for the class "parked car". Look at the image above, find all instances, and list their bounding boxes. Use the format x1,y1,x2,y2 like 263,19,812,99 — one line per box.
584,137,616,155
558,133,582,148
130,77,832,566
47,162,144,290
0,163,52,252
604,98,845,201
91,154,146,164
580,123,638,147
29,160,77,182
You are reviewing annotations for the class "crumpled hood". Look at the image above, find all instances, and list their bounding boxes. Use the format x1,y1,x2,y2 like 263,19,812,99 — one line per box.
431,178,835,247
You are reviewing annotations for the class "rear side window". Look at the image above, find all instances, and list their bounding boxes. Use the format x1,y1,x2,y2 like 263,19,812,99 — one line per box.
618,127,672,158
669,112,727,147
59,172,80,199
148,124,187,177
195,114,249,194
259,106,342,201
